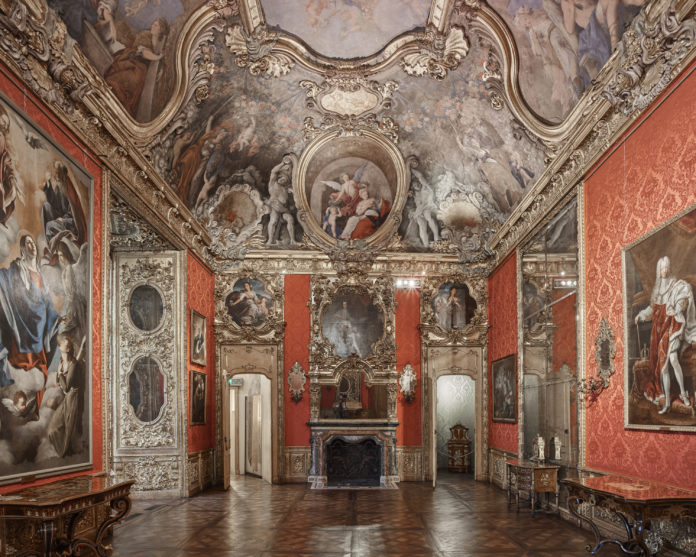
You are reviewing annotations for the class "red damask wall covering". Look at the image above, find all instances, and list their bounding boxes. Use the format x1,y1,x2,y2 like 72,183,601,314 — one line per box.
284,274,311,446
396,288,421,446
488,254,518,453
187,253,215,452
0,65,103,493
584,61,696,489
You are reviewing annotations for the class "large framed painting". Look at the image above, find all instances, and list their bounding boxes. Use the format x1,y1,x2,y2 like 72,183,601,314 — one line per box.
0,94,93,483
492,355,516,423
190,310,207,366
190,370,207,426
224,277,274,327
294,130,408,250
623,204,696,431
320,288,385,359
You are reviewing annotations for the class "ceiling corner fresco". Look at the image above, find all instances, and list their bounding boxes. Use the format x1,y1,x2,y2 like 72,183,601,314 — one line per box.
41,0,647,261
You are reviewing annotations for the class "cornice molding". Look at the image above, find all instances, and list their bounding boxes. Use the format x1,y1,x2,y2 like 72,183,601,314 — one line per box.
0,0,211,260
489,0,696,264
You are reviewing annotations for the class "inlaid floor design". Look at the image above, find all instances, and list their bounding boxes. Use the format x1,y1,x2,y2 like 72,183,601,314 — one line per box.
112,473,624,556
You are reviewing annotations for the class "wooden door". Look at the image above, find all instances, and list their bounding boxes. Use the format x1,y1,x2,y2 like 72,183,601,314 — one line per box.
222,382,230,489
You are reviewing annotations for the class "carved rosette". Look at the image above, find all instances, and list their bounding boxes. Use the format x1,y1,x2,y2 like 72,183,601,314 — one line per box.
214,270,285,343
116,255,179,449
225,24,294,78
420,274,488,345
401,26,469,80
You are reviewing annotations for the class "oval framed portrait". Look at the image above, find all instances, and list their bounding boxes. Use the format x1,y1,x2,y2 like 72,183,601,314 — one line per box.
294,129,408,249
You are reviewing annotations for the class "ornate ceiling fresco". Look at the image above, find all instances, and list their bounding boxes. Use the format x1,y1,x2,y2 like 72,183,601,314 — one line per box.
7,0,694,271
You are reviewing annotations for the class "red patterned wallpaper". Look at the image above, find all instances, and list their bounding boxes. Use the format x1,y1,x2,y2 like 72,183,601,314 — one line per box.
0,66,103,493
584,62,696,488
284,274,311,446
552,291,577,375
396,288,421,446
187,253,215,453
488,254,518,453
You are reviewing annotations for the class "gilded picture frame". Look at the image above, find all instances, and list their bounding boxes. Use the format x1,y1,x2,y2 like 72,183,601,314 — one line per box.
191,370,207,426
190,309,207,366
492,355,516,423
623,203,696,431
0,92,94,484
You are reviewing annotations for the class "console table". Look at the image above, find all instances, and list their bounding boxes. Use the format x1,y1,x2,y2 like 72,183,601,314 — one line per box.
0,475,134,557
562,474,696,556
506,459,560,516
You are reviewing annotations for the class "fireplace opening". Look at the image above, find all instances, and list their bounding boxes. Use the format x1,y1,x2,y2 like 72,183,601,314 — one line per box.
325,437,381,487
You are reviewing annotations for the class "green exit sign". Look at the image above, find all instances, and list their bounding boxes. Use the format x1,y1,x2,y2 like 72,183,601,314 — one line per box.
229,377,243,387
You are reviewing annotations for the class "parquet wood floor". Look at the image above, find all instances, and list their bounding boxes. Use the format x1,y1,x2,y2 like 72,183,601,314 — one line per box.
111,472,624,556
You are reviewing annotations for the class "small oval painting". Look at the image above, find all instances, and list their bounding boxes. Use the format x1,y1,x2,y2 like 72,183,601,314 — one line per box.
321,288,384,358
432,282,477,330
129,284,164,332
225,278,273,327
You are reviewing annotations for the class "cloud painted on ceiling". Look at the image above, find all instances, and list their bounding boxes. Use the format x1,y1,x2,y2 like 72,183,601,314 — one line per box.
261,0,431,58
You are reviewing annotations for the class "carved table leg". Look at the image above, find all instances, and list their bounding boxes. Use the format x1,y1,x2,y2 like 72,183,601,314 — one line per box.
70,495,132,556
567,496,646,556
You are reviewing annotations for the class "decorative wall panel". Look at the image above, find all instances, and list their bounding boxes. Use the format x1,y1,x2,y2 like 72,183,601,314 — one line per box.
487,254,518,454
113,252,185,493
584,62,696,489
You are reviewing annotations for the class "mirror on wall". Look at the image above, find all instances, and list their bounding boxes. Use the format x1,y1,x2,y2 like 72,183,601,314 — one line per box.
129,284,165,332
128,356,165,423
319,371,389,420
520,197,579,467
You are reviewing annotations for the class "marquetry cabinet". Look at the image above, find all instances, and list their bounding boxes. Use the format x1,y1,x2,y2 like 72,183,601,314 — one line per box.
447,424,471,473
506,459,559,516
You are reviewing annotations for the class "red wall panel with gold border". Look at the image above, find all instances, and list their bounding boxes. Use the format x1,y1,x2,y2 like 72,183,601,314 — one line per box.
584,61,696,488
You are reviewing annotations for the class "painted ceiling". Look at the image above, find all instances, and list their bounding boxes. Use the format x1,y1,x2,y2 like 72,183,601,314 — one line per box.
45,0,645,264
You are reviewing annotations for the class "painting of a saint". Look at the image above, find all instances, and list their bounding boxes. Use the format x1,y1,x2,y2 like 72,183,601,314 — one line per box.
311,157,393,242
492,355,516,423
225,278,273,327
0,97,92,481
191,370,206,425
624,206,696,430
321,290,384,358
432,283,477,330
190,310,206,366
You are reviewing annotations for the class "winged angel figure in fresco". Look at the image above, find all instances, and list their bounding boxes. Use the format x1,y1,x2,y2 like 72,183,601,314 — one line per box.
318,162,390,241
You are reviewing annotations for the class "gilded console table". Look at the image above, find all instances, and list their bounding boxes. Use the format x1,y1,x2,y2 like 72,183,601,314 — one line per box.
0,475,134,557
506,459,560,516
562,474,696,556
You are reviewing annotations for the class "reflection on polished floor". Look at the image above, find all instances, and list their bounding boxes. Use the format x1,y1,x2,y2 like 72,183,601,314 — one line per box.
112,473,623,556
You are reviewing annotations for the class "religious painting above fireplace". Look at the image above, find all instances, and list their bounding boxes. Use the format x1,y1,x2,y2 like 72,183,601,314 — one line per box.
623,203,696,431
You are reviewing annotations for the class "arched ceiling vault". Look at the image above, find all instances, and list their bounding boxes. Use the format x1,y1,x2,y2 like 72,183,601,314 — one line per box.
5,0,696,271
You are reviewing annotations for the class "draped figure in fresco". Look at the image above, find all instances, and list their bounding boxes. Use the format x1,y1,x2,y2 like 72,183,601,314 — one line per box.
0,235,62,416
0,107,24,227
636,256,696,414
47,334,84,457
104,18,170,120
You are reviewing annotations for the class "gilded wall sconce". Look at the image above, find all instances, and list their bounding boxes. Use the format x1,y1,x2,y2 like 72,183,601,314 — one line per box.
578,317,616,404
287,361,307,402
399,363,417,402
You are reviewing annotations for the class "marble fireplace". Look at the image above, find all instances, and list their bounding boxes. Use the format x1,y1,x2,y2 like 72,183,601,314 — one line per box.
307,424,399,488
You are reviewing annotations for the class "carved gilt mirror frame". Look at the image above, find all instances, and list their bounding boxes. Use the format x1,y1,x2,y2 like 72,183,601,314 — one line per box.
308,274,398,422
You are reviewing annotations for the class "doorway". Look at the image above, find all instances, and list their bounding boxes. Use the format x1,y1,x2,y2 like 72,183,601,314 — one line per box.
435,375,475,476
232,373,272,483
